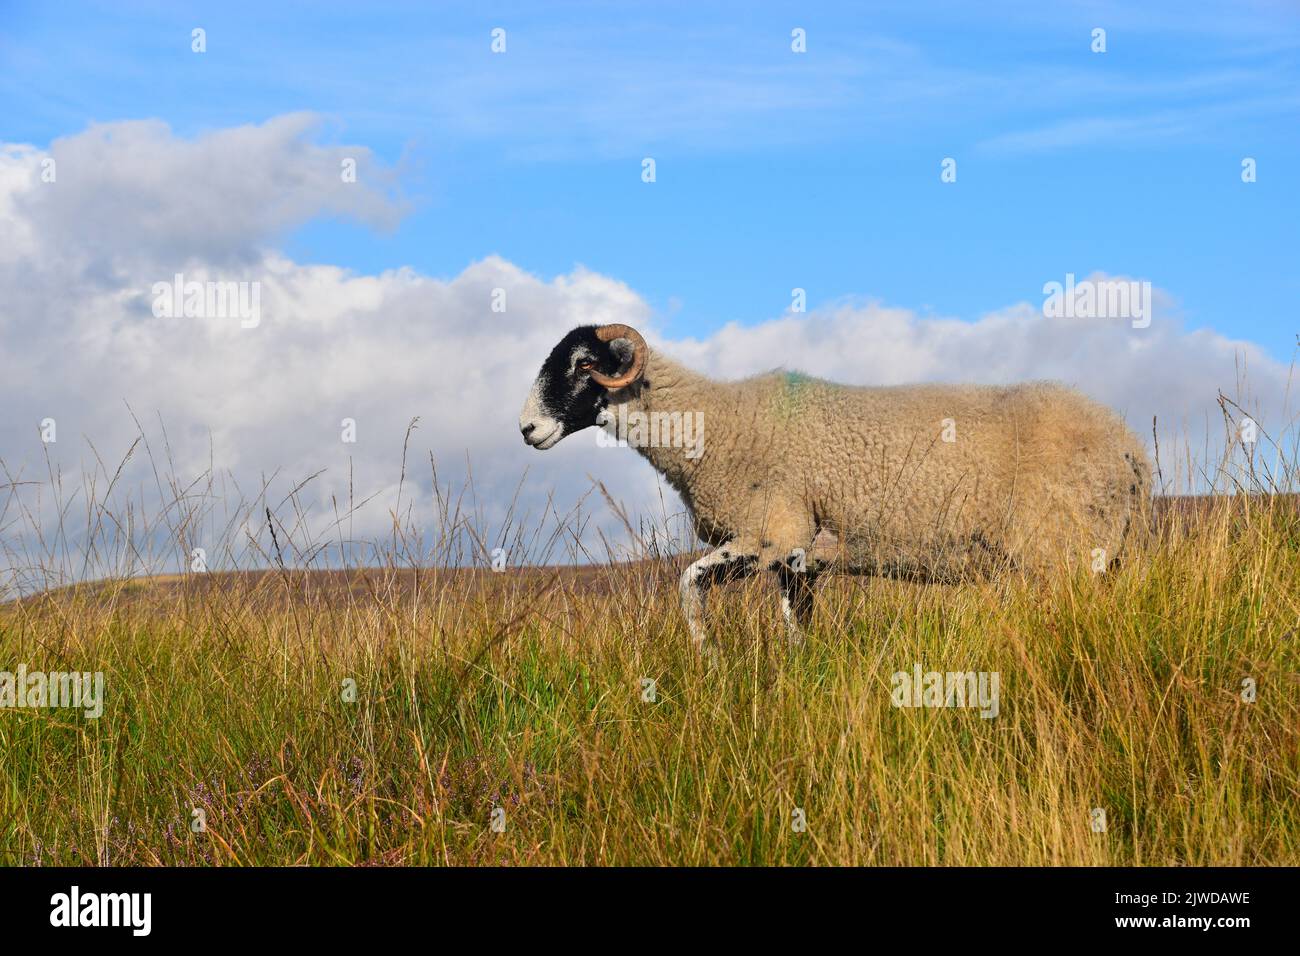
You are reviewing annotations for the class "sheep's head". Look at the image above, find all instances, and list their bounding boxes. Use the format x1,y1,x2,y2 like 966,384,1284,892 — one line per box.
519,324,648,449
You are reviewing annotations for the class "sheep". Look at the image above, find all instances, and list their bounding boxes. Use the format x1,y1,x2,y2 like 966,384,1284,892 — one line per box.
519,323,1153,649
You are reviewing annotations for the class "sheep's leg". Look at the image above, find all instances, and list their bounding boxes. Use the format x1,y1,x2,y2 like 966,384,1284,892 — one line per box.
754,511,819,646
776,565,818,646
679,543,757,652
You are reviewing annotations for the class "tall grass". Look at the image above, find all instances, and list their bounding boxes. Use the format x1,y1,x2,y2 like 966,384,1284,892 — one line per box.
1,408,1298,865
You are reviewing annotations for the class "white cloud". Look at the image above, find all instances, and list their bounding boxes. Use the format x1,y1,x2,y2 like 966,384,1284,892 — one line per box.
1,116,1293,587
2,114,402,282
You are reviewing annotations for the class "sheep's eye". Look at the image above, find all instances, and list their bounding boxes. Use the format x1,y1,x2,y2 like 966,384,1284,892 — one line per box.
577,360,594,372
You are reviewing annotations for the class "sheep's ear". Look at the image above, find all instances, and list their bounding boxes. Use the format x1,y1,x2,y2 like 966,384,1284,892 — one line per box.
606,336,636,368
590,324,648,389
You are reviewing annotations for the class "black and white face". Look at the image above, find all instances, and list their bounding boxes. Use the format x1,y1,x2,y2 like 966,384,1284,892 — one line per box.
519,326,638,449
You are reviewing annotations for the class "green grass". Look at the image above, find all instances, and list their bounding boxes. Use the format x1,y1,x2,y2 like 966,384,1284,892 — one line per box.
2,496,1297,866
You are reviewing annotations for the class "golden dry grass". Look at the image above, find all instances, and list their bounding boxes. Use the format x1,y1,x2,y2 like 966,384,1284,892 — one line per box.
2,493,1297,865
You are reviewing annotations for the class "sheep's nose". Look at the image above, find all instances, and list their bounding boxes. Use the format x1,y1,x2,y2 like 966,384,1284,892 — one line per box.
521,422,536,438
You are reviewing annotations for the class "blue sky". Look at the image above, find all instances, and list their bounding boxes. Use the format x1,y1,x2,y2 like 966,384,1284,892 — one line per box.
4,0,1298,358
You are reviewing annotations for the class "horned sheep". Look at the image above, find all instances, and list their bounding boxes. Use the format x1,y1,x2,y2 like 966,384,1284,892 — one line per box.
519,324,1152,648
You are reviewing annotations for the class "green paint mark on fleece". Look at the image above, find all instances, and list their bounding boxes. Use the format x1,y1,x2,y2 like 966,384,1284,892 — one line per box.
774,370,819,420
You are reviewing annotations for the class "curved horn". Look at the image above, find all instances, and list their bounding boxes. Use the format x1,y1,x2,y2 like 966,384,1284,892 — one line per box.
589,324,648,390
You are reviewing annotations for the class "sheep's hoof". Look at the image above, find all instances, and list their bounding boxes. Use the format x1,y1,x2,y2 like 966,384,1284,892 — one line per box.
693,641,721,668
